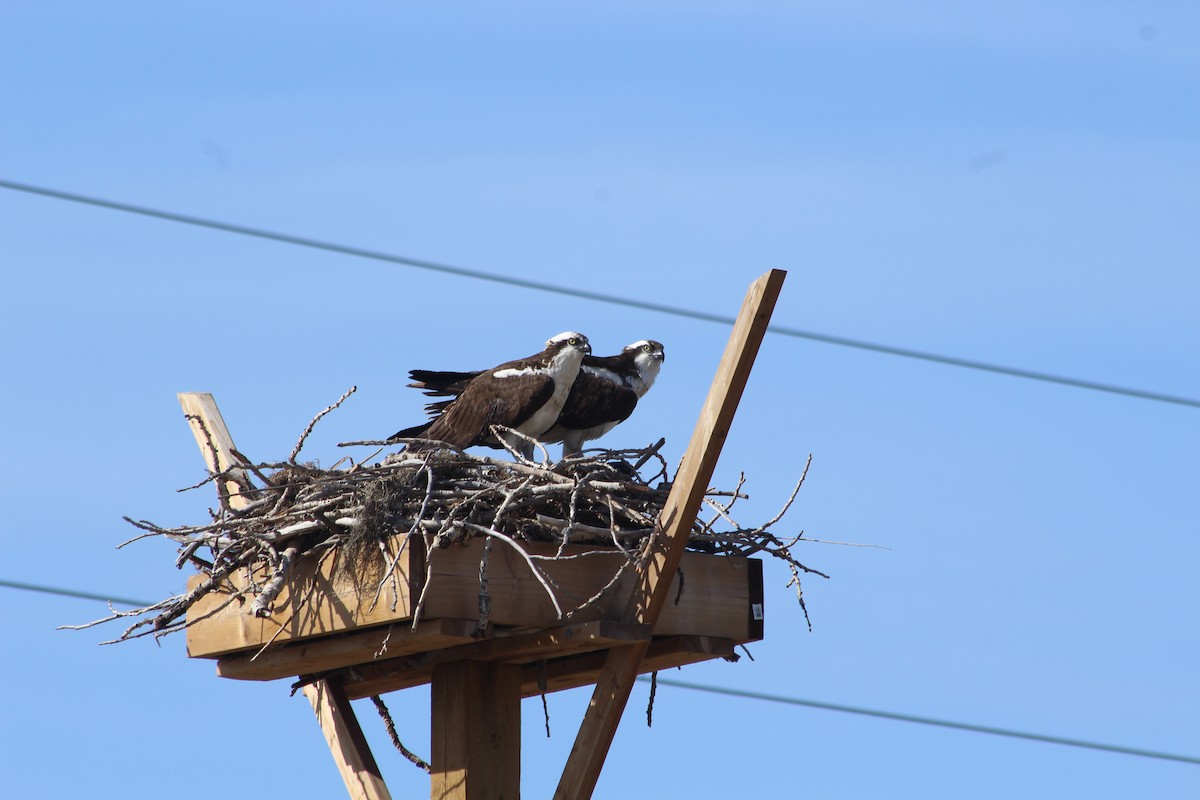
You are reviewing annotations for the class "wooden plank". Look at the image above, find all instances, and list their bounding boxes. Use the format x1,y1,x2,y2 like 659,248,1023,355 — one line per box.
215,618,478,681
431,661,521,800
555,269,786,800
187,536,755,660
186,540,423,658
339,621,652,702
420,540,755,640
340,633,736,702
518,635,737,697
305,679,393,800
177,392,254,509
437,621,651,665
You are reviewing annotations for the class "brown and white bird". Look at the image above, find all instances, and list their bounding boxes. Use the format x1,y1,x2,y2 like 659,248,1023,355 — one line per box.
408,339,665,458
390,331,592,458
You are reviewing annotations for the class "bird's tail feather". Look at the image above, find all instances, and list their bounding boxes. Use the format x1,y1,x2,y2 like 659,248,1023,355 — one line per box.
407,369,480,396
388,421,432,442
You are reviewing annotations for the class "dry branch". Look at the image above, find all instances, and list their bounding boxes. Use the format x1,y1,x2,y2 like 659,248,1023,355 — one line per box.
370,695,430,773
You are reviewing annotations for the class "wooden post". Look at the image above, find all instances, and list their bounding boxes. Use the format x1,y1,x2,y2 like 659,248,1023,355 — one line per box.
306,680,394,800
554,269,786,799
177,392,394,800
431,661,522,800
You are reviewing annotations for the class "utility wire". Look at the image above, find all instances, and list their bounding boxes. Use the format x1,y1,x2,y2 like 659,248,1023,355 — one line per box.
640,676,1200,767
0,578,153,608
3,178,1198,411
6,576,1196,767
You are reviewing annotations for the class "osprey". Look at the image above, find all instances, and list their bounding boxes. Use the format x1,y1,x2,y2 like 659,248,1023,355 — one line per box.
409,339,665,458
390,331,591,458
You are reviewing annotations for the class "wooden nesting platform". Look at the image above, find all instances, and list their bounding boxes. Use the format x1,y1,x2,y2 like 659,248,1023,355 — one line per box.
186,535,764,697
175,268,786,800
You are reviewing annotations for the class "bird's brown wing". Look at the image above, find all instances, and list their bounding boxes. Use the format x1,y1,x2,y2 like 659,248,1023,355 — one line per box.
555,371,638,429
423,370,555,447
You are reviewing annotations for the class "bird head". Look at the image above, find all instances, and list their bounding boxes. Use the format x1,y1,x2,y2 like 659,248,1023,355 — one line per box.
546,331,592,356
624,339,665,394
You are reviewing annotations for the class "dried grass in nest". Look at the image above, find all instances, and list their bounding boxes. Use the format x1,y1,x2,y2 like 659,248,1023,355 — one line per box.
67,388,827,643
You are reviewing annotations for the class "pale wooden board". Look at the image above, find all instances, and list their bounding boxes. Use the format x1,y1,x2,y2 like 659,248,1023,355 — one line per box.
337,621,653,700
517,635,737,697
187,536,758,660
216,618,479,681
186,541,422,658
177,392,254,509
420,540,756,640
338,633,736,702
556,269,786,800
304,680,393,800
426,621,651,667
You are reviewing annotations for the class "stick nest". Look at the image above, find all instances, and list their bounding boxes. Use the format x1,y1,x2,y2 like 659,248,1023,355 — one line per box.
70,388,826,643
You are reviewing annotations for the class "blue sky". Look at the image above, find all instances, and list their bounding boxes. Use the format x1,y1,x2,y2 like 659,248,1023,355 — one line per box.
2,2,1198,797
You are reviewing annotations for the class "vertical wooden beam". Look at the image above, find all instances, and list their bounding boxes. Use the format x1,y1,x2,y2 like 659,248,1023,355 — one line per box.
305,681,394,800
431,661,522,800
177,392,393,800
554,269,786,800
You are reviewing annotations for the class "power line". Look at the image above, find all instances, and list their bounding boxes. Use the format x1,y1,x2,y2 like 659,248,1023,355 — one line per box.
6,576,1195,767
0,578,153,608
3,177,1199,411
640,676,1200,767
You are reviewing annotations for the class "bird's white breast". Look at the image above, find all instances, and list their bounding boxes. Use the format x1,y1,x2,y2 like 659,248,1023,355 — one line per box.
516,346,585,437
630,352,662,396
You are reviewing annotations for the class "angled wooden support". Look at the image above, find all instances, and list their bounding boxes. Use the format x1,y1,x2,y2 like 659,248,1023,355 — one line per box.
306,679,394,800
177,392,393,800
555,269,787,800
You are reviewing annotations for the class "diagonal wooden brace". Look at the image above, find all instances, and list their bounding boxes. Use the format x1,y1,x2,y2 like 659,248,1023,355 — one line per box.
555,269,787,800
